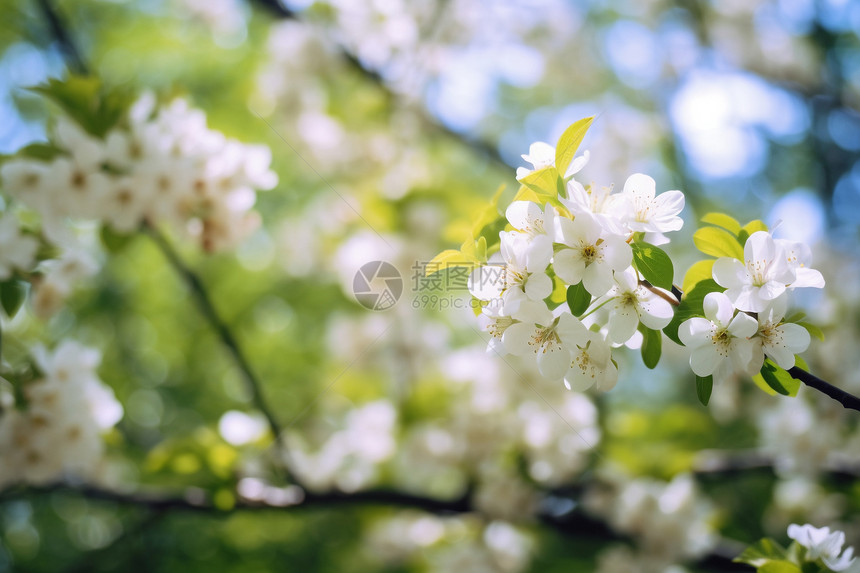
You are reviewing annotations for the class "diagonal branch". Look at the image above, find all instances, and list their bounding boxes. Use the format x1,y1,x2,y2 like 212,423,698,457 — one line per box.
35,0,88,74
144,224,288,463
250,0,510,170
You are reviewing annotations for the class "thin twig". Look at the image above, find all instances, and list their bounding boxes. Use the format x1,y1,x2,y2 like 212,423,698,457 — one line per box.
144,225,290,465
35,0,88,74
250,0,510,170
640,281,681,307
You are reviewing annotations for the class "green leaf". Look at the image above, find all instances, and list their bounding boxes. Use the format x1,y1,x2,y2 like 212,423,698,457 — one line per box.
755,359,800,397
734,538,788,567
696,374,713,406
566,282,591,317
17,142,64,161
663,279,723,345
797,321,825,341
693,226,744,259
758,561,802,573
519,166,561,197
640,326,662,369
631,241,674,290
31,75,134,138
701,212,742,235
0,280,27,318
682,259,715,294
100,225,135,254
555,116,594,177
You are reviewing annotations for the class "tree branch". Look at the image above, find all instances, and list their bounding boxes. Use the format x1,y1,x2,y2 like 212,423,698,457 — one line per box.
35,0,88,75
144,225,289,465
788,366,860,412
1,483,750,571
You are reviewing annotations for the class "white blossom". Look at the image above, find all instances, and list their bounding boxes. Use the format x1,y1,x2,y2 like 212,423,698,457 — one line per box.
712,231,796,313
553,212,631,296
0,212,38,280
616,173,685,244
564,330,618,392
750,297,811,372
679,291,758,384
502,304,587,380
788,523,856,571
603,267,674,344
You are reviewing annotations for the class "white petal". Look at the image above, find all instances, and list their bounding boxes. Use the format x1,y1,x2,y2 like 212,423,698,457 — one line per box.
526,234,553,272
502,322,536,356
525,271,553,301
727,311,758,338
703,291,734,327
553,249,586,285
564,367,596,391
679,317,712,348
781,323,811,355
537,342,572,380
654,190,685,219
712,257,749,290
468,266,504,300
792,267,825,289
638,296,673,330
555,313,588,348
602,236,632,271
608,304,639,344
582,263,614,298
564,149,590,178
623,173,656,200
506,201,542,231
690,345,722,376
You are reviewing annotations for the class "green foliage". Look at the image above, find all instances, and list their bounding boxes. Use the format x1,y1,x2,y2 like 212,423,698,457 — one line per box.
735,538,789,568
631,240,674,290
640,326,662,369
681,259,714,294
100,224,136,253
0,279,26,318
555,116,594,177
700,212,742,235
753,359,800,397
695,374,713,406
566,281,591,316
30,75,134,138
693,226,744,259
519,166,561,198
798,321,825,341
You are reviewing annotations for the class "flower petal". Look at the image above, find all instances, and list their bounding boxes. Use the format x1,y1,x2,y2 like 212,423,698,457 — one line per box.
537,341,573,380
712,257,749,290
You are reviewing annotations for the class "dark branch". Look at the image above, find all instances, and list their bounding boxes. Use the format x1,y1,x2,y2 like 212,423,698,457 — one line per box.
35,0,88,75
144,225,290,465
3,483,749,570
788,366,860,412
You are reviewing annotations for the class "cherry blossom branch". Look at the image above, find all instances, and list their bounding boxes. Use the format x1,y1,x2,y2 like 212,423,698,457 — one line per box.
640,281,680,307
144,224,290,466
1,483,749,571
666,285,860,412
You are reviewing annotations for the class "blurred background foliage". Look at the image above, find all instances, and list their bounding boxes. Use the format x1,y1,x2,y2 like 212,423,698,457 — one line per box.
1,0,859,571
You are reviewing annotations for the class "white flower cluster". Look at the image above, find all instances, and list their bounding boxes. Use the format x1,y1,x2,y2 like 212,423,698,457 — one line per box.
788,523,857,572
679,231,824,385
0,94,277,252
285,400,398,493
471,144,684,390
588,473,717,570
0,341,122,488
